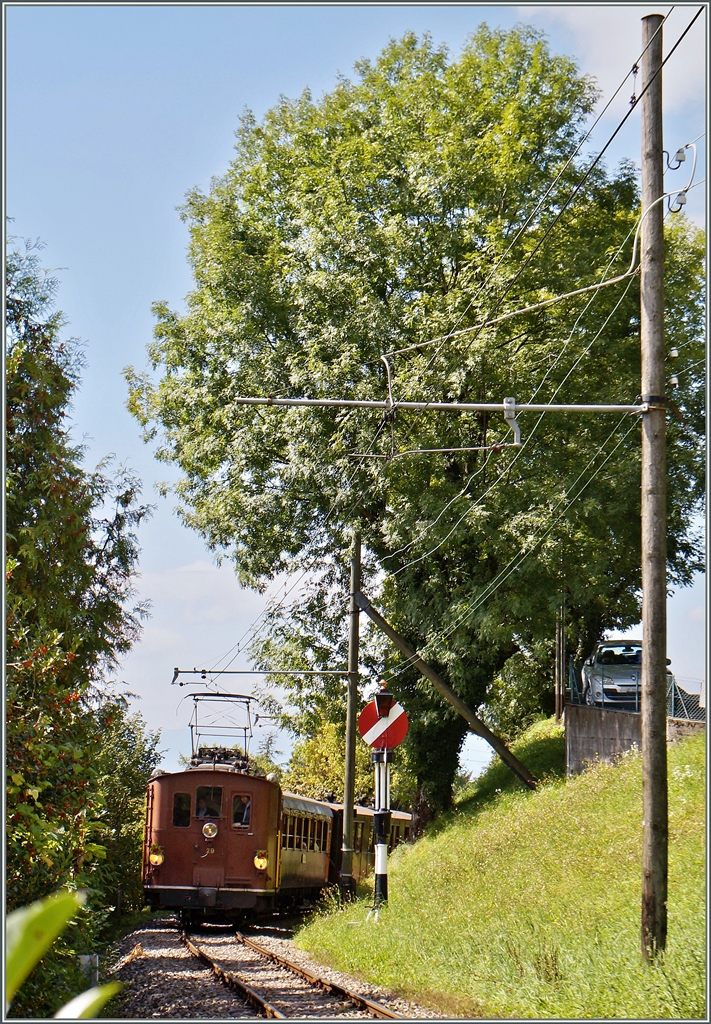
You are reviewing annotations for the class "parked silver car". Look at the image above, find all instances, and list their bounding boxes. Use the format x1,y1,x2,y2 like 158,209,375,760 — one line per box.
582,640,673,709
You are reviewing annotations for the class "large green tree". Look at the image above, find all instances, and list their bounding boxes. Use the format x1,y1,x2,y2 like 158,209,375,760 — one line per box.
6,239,161,1016
127,28,704,818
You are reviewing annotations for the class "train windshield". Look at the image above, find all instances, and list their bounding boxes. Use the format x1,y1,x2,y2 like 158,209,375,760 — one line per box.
173,792,191,827
195,786,222,818
232,794,251,827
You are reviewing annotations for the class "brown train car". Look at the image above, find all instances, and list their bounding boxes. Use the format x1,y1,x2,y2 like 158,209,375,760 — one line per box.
143,765,282,921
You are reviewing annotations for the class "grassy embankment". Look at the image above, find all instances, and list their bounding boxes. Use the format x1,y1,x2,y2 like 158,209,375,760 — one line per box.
296,718,705,1018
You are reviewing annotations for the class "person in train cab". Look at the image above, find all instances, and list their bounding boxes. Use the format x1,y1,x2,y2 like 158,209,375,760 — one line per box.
196,797,210,818
233,795,251,826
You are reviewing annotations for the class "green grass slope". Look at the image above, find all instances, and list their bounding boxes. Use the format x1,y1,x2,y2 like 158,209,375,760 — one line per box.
297,719,706,1019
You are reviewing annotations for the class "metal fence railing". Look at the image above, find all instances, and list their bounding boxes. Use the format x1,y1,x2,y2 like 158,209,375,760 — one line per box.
667,678,706,721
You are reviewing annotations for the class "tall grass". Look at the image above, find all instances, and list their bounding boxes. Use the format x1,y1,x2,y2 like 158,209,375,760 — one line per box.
297,719,706,1018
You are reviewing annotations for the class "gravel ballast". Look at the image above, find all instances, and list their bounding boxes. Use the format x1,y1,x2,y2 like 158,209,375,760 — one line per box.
106,915,443,1019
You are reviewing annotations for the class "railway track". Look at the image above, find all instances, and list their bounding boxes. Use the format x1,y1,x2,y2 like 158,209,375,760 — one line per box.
182,924,403,1019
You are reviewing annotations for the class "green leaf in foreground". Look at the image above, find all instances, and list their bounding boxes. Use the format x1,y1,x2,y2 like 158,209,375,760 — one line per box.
53,982,123,1019
5,890,85,1010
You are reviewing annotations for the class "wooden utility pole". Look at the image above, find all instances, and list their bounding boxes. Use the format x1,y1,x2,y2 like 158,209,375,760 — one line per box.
640,12,668,960
340,532,360,896
354,591,538,790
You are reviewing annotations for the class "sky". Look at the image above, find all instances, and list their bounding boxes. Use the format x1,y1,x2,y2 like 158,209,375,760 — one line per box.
5,2,707,775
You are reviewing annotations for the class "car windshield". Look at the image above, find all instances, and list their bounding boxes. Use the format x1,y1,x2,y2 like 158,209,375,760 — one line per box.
597,645,642,666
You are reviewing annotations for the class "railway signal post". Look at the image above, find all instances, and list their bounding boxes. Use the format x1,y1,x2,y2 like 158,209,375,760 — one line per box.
358,684,409,911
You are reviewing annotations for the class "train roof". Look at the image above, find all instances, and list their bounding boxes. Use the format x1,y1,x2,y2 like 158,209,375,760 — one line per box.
147,766,275,781
282,792,334,819
325,802,412,820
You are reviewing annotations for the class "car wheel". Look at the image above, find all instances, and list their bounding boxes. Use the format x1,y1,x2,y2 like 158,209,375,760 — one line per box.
584,684,599,707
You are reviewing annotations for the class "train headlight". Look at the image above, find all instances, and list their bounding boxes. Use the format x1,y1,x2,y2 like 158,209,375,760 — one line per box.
149,846,164,866
202,822,218,839
253,851,268,871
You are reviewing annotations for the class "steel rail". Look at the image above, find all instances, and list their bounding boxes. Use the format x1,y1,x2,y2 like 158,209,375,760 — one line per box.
231,928,402,1020
183,926,402,1019
230,396,647,414
181,930,286,1018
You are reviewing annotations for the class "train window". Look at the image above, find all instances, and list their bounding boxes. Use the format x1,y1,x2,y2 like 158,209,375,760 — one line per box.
232,794,251,827
173,792,191,827
195,786,222,818
281,815,288,848
323,821,330,850
300,818,307,850
308,819,316,851
287,816,295,850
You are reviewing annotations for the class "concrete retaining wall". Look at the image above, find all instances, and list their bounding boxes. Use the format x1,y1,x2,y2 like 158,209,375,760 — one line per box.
667,717,706,744
565,704,705,776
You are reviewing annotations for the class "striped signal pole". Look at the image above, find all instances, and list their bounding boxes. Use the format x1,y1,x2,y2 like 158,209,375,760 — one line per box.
372,747,392,907
359,684,409,914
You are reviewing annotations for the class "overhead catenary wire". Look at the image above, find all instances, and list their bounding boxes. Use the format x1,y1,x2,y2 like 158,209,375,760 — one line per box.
379,224,641,559
384,178,700,360
380,414,640,685
382,235,642,571
204,414,391,675
368,117,698,470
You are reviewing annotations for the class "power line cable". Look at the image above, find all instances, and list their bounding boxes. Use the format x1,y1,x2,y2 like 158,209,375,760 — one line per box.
378,154,697,564
205,413,390,673
402,6,701,382
396,11,673,371
380,414,639,683
383,229,641,572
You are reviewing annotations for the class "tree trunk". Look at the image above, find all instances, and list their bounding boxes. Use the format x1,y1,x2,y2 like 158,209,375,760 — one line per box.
411,779,435,836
